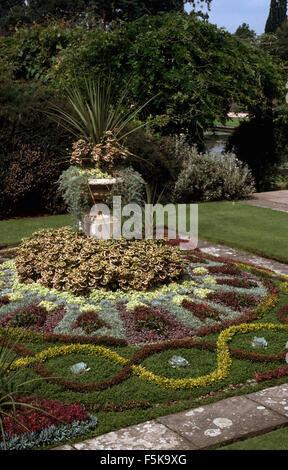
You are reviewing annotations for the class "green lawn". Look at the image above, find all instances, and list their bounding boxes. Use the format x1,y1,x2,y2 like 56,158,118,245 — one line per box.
218,426,288,450
0,202,287,264
213,117,248,128
0,214,73,248
197,202,288,263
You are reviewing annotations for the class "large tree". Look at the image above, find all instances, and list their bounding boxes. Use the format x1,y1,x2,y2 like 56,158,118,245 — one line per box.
0,1,212,33
43,13,284,144
275,19,288,60
265,0,287,33
235,23,256,40
0,0,26,34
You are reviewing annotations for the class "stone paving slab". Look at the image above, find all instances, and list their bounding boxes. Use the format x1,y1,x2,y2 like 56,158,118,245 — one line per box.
157,396,288,450
242,191,288,213
251,191,288,203
197,240,288,276
243,199,288,213
53,390,288,451
248,384,288,418
65,421,196,451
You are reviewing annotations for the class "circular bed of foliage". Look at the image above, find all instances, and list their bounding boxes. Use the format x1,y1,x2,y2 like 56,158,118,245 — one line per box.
14,227,185,295
1,243,288,449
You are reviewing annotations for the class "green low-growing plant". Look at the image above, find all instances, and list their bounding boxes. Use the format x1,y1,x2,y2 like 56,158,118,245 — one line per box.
173,136,255,202
15,227,185,296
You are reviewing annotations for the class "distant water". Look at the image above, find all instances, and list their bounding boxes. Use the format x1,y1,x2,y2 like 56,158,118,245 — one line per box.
204,130,233,154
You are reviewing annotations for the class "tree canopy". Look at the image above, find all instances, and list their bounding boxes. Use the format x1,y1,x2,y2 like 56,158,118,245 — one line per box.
275,20,288,60
235,23,256,40
0,0,212,33
265,0,287,33
2,12,283,144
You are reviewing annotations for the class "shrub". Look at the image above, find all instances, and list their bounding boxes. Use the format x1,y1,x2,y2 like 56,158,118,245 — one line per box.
15,227,185,295
1,143,66,219
172,137,255,202
226,114,280,190
10,305,47,329
206,291,259,310
273,105,288,166
182,300,223,322
227,106,288,190
1,21,78,82
0,303,65,333
125,128,179,202
0,77,72,219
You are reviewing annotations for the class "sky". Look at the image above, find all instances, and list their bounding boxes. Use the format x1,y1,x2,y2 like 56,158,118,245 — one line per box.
186,0,271,35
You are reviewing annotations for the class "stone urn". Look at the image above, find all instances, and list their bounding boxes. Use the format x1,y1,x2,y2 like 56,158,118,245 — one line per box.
87,177,118,204
80,177,120,238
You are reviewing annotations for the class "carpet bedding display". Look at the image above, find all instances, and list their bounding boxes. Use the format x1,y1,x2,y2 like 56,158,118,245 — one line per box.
0,231,288,449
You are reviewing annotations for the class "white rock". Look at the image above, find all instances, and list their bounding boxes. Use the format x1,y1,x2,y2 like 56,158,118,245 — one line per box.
204,429,222,437
213,418,233,429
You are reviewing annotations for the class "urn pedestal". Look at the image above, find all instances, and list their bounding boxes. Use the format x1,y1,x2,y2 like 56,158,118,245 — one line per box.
79,177,119,239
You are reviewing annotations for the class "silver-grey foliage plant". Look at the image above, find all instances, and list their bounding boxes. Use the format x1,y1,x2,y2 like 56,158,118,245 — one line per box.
58,166,91,230
173,136,255,202
108,167,146,207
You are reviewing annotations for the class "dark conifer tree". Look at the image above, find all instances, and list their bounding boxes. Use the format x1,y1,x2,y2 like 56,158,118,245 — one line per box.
265,0,287,33
235,22,256,39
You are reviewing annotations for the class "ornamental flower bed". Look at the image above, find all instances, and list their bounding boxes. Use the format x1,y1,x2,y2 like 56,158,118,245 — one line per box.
216,278,258,289
1,239,288,449
0,238,280,343
72,310,112,334
0,396,98,450
14,228,184,295
181,299,225,322
118,305,194,344
0,304,65,333
206,291,260,311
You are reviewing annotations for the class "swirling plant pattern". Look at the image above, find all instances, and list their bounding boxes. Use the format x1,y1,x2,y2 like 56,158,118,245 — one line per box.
0,249,287,398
